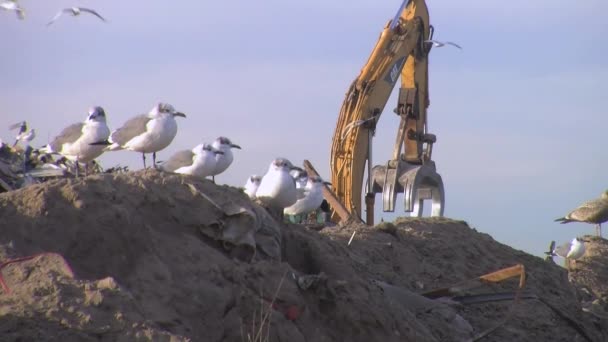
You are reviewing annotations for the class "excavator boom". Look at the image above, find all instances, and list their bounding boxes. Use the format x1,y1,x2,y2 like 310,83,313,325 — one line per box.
330,0,444,224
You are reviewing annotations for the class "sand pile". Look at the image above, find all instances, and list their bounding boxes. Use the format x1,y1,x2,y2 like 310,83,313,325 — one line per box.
0,170,605,341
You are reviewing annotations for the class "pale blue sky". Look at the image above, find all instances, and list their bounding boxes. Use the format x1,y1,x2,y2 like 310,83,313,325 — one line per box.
2,1,607,258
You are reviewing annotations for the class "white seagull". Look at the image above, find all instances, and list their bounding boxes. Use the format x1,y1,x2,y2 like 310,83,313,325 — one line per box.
425,39,462,50
553,237,586,260
47,7,106,26
256,158,302,210
284,175,330,217
94,102,186,168
9,121,35,147
210,136,241,181
42,106,110,175
159,143,223,178
0,1,24,20
244,175,262,199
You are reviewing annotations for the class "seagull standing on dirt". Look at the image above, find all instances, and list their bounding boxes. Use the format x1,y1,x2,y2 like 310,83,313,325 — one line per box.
42,106,110,175
243,175,262,199
47,7,106,26
290,169,308,190
284,175,329,217
256,158,302,210
425,39,462,50
159,143,223,178
555,190,608,237
0,0,25,20
553,237,586,260
209,136,241,182
93,103,186,169
9,121,35,147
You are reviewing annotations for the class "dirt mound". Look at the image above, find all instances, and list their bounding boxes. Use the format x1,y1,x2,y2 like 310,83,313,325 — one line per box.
569,237,608,321
0,170,606,341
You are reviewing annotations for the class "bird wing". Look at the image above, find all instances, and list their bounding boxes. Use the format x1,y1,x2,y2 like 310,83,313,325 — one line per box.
446,42,463,49
79,8,107,22
553,242,572,258
8,121,25,132
110,114,151,146
424,39,443,47
567,198,608,223
159,150,194,172
48,122,85,152
46,9,68,26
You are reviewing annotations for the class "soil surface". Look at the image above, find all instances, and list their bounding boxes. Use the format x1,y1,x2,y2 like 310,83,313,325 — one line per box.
0,170,606,341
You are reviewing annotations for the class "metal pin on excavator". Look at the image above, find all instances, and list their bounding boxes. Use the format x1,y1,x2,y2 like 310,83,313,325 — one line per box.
330,0,445,225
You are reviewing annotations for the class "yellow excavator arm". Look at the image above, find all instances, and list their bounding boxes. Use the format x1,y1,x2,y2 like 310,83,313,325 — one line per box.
330,0,444,224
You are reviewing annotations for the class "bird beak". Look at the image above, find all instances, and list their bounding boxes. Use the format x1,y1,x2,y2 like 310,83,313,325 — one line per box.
230,143,241,149
214,150,225,155
172,112,187,118
323,181,332,186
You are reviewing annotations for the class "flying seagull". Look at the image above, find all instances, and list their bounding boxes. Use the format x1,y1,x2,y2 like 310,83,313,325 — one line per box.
555,190,608,237
425,39,462,50
0,1,25,20
9,121,35,147
93,102,186,168
47,7,106,26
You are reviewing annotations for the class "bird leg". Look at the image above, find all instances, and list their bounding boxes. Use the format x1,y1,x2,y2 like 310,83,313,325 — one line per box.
142,153,147,169
75,156,80,178
152,152,157,169
598,224,603,238
84,162,89,177
212,175,215,184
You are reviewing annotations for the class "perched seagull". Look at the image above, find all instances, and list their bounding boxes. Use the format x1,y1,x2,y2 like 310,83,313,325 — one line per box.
256,158,302,210
553,237,586,260
284,175,330,217
93,103,186,169
159,143,223,178
47,7,106,26
244,175,262,200
555,190,608,237
290,169,308,190
0,1,25,20
9,121,35,147
425,39,462,50
42,106,110,175
210,136,241,182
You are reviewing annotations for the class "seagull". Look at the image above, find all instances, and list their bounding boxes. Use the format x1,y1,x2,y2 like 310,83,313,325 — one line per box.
41,106,110,176
210,136,241,182
47,7,106,26
284,175,330,217
256,158,302,210
244,175,262,199
93,103,186,169
555,190,608,237
159,143,223,178
290,169,308,190
9,121,35,147
0,1,25,20
425,39,462,50
553,237,586,260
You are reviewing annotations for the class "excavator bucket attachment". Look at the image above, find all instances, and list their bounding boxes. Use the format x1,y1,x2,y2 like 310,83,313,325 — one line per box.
372,161,444,217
